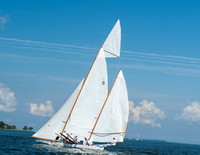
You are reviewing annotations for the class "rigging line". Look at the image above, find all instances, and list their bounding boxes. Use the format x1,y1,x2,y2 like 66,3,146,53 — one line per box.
111,57,121,87
88,69,121,140
61,46,103,134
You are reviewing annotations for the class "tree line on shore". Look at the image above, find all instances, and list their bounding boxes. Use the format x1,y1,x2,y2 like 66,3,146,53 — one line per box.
0,121,33,131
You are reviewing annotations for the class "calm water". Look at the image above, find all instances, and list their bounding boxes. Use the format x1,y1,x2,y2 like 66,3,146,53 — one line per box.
1,130,200,154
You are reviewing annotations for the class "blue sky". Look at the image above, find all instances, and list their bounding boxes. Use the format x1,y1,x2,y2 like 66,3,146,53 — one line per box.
0,0,200,144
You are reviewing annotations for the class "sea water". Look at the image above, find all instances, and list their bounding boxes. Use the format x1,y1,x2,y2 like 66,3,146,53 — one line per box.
1,130,200,154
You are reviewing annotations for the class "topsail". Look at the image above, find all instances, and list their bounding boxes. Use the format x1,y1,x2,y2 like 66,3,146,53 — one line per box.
103,20,121,58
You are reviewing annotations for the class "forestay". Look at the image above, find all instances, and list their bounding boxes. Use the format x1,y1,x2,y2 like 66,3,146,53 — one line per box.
64,48,108,140
103,20,121,58
90,70,129,142
32,79,84,141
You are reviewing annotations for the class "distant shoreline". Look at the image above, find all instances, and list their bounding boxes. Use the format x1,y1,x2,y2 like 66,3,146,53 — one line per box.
0,129,35,132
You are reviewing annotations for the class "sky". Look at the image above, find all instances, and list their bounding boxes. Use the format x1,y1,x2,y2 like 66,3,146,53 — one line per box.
0,0,200,145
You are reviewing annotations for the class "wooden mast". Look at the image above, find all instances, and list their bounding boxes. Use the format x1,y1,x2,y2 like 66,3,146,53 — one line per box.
61,46,103,134
32,136,59,142
123,121,128,142
88,69,121,140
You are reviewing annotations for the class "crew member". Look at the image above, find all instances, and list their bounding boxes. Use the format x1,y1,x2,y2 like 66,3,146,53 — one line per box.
109,137,117,145
83,137,88,145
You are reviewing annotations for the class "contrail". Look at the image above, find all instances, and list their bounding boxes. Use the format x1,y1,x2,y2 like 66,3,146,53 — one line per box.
0,37,97,51
121,52,200,65
121,57,200,68
122,50,200,61
0,44,96,56
1,37,200,67
0,52,90,65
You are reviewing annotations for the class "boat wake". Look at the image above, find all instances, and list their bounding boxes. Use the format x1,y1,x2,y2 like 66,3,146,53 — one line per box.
35,140,115,154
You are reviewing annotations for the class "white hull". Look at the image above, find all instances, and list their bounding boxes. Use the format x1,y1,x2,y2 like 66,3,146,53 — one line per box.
51,142,104,150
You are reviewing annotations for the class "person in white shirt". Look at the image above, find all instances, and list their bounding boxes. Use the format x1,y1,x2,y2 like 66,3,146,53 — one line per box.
88,139,93,146
74,136,80,143
109,137,117,145
83,137,88,145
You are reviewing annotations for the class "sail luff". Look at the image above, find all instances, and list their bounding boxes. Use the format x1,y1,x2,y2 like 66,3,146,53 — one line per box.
88,69,122,140
61,46,103,134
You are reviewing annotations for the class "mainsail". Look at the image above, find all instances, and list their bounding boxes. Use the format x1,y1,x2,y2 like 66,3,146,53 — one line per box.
89,70,129,142
63,48,108,140
103,19,121,58
32,79,84,141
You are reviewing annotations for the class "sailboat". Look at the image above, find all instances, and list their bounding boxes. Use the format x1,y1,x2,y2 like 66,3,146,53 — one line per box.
32,20,129,150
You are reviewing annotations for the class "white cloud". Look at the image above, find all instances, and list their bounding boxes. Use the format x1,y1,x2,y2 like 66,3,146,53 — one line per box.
0,83,17,112
0,11,8,30
129,100,166,127
176,102,200,122
29,100,55,117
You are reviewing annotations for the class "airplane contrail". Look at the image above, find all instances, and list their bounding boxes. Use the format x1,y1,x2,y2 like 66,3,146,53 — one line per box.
0,37,200,68
0,37,97,51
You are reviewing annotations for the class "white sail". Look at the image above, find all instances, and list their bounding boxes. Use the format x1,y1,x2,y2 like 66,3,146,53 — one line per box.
90,70,129,142
32,79,84,141
64,48,108,140
103,20,121,58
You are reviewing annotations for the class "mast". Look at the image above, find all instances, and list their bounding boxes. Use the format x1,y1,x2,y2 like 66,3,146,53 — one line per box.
123,122,128,142
61,46,103,134
32,136,58,142
88,69,121,140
